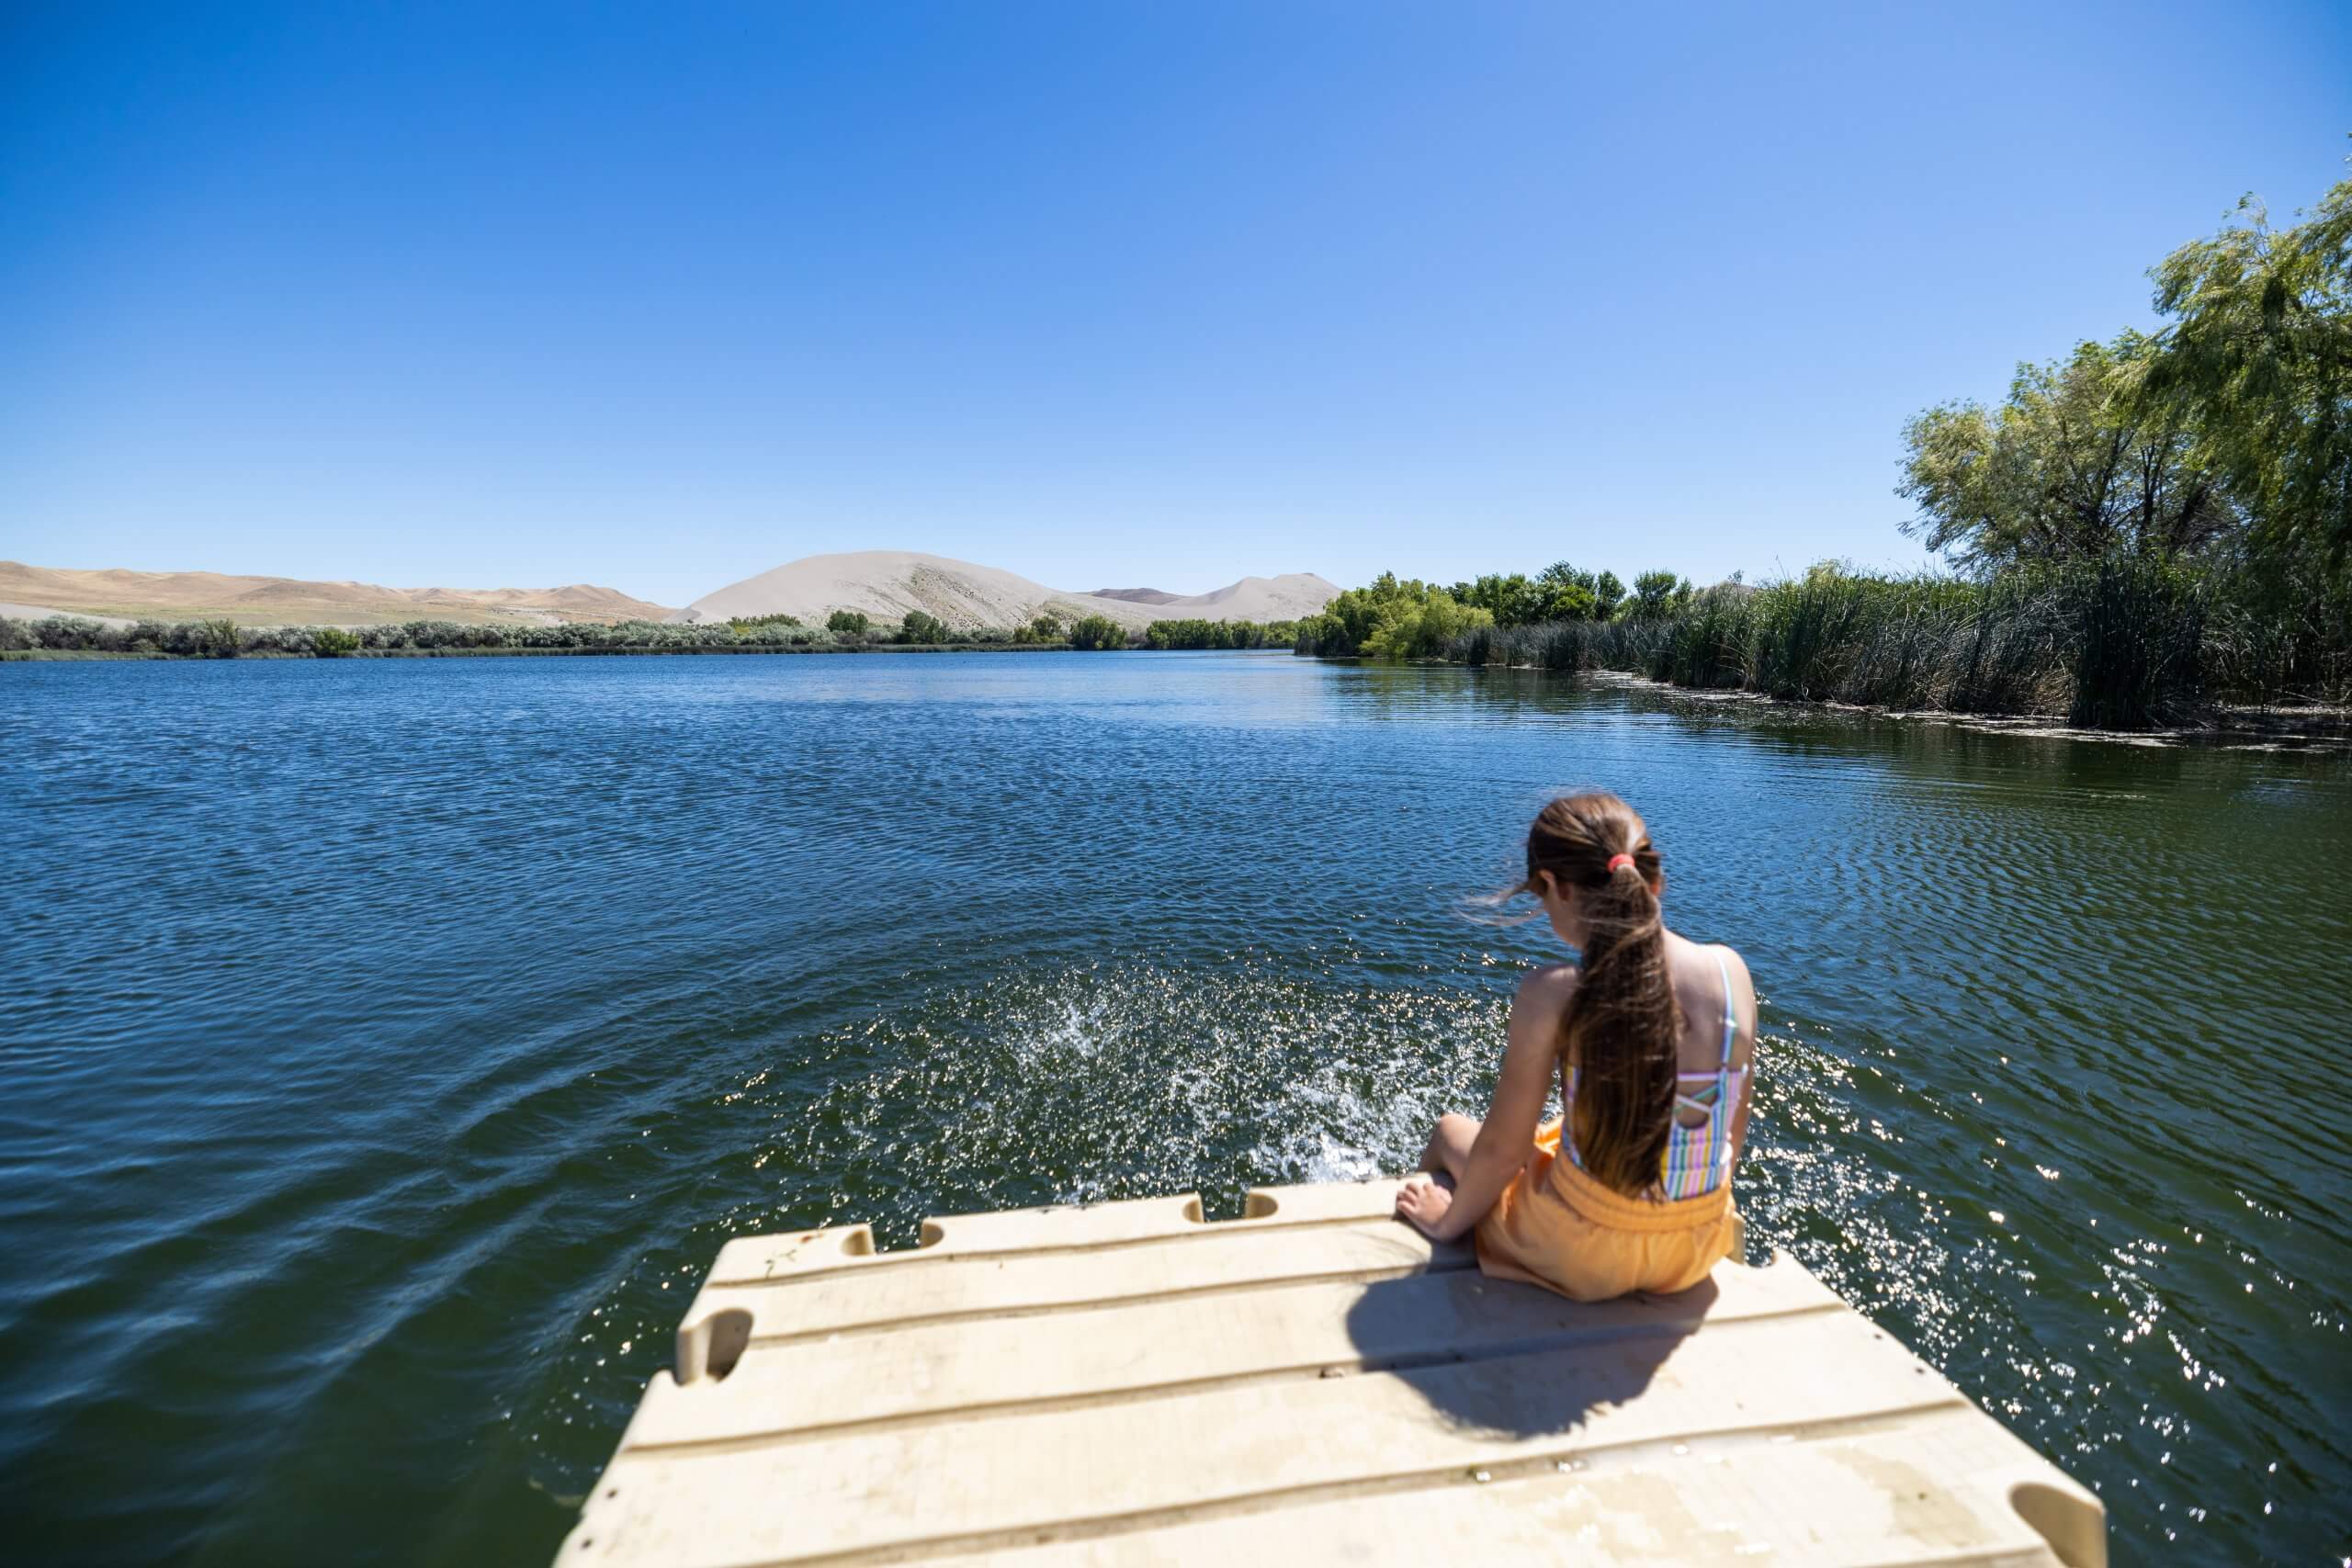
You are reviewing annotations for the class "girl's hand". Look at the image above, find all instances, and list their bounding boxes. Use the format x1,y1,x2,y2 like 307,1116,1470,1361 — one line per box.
1394,1172,1456,1239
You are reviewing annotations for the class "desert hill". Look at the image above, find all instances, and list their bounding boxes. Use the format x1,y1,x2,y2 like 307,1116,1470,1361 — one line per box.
1088,587,1184,605
675,552,1337,631
0,562,673,627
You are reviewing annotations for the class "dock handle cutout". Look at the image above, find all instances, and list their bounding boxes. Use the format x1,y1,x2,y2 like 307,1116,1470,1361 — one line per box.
2008,1481,2108,1568
675,1308,754,1385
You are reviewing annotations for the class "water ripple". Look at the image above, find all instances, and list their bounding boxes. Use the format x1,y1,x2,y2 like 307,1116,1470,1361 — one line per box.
0,654,2345,1564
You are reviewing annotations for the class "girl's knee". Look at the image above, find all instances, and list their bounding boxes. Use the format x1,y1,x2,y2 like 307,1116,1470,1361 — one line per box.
1423,1112,1480,1174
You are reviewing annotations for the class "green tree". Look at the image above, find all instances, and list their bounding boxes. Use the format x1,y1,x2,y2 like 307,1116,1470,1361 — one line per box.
199,618,243,658
1012,612,1065,645
1899,333,2231,569
1533,561,1611,621
1626,570,1692,619
1145,618,1238,649
2143,170,2352,564
1358,587,1490,659
899,610,949,644
1450,573,1548,626
1295,572,1414,656
826,609,871,637
1544,581,1599,621
1067,614,1127,649
1177,618,1270,648
311,626,360,657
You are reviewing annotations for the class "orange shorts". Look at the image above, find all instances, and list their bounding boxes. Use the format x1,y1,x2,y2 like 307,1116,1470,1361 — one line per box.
1474,1117,1742,1302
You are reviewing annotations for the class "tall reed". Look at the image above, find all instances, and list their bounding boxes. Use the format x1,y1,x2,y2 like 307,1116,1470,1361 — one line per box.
1433,558,2328,727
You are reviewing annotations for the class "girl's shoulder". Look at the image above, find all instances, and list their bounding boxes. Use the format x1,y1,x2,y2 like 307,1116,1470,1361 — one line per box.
1516,961,1581,1009
1674,931,1751,980
1690,940,1757,1030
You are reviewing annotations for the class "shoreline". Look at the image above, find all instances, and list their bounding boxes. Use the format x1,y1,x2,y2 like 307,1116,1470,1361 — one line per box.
1565,665,2351,750
0,641,1098,661
1347,656,2350,750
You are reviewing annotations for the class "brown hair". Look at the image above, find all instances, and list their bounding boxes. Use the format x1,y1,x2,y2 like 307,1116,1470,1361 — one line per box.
1526,792,1678,1197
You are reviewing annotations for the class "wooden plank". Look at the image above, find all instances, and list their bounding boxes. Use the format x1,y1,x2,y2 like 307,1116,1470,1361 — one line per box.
707,1193,1204,1286
572,1298,1975,1566
685,1218,1471,1350
1237,1178,1412,1224
915,1406,2086,1566
703,1181,1404,1289
567,1182,2105,1568
633,1258,1842,1449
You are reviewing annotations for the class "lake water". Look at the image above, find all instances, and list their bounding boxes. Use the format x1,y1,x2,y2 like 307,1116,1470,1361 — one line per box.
2,653,2346,1564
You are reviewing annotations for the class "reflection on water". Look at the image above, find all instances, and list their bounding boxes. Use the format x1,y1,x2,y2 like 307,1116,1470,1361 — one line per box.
0,653,2345,1563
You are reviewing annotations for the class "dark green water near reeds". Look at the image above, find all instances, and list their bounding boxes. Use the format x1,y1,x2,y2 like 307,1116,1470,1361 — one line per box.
2,653,2346,1564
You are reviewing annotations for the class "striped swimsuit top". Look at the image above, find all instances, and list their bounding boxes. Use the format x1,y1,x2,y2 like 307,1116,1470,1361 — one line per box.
1562,949,1748,1201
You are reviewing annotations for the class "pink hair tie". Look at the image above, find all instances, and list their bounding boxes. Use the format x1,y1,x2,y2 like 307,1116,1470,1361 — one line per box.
1606,853,1635,873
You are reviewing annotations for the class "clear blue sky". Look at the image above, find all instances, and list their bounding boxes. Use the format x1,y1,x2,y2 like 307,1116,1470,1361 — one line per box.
4,2,2346,605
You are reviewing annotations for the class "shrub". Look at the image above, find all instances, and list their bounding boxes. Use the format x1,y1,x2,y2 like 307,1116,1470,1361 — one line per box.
311,626,361,657
826,609,871,637
29,615,97,650
729,613,803,636
1139,618,1291,649
1293,574,1492,660
1067,614,1127,649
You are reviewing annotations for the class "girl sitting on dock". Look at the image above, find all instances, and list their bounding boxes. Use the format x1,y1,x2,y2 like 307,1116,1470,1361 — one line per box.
1396,791,1756,1300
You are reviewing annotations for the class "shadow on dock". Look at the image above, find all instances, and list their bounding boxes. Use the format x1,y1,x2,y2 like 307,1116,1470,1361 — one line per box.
1340,1263,1708,1440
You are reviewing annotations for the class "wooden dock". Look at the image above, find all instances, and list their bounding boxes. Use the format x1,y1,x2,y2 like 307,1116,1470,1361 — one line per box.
560,1179,2106,1566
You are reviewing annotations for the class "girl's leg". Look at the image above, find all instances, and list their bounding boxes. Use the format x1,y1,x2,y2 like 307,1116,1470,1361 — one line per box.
1418,1112,1481,1181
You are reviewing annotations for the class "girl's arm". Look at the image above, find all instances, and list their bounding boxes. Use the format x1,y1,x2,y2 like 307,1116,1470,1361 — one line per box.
1410,968,1568,1243
1722,945,1758,1164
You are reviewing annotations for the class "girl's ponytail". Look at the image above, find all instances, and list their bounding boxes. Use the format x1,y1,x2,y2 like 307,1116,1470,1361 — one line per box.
1526,794,1679,1197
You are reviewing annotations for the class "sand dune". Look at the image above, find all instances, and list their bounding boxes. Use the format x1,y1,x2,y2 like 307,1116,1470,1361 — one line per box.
0,562,673,627
4,553,1338,634
1088,587,1184,605
674,552,1337,630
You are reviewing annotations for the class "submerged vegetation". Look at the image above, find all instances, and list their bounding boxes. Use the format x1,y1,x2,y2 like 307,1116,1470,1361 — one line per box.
1299,164,2352,728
